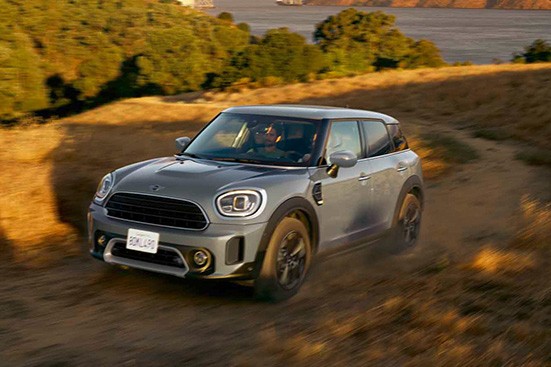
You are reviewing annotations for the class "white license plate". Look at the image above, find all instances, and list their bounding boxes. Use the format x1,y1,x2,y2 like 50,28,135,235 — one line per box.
126,229,159,254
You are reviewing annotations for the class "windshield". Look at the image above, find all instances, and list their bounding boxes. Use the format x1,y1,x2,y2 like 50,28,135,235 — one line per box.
184,113,321,167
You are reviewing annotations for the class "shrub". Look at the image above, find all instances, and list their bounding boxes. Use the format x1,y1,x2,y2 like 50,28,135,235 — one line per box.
511,39,551,64
217,12,234,23
314,9,445,71
237,22,251,33
515,148,551,167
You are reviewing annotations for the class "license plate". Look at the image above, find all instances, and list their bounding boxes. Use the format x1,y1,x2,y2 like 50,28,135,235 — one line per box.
126,229,159,254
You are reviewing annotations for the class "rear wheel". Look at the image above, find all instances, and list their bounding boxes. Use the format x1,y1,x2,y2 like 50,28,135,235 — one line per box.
390,194,422,252
254,217,311,302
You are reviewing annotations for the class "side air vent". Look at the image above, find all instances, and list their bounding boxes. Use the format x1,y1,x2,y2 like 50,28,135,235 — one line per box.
312,182,323,206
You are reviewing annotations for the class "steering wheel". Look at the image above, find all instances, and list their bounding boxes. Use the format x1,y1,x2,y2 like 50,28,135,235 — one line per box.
285,151,303,162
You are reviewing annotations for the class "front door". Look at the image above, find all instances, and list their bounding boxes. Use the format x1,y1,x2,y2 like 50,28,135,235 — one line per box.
310,120,372,251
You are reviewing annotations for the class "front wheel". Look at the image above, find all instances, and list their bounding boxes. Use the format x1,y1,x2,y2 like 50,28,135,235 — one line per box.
254,217,312,302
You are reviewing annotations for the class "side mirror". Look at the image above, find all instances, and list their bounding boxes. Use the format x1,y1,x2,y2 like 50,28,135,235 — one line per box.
175,137,191,152
327,150,358,178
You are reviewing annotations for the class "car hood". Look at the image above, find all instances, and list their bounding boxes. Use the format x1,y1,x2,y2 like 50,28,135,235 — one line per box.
110,157,311,224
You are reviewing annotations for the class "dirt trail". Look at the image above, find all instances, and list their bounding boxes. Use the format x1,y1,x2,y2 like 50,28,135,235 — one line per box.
416,127,549,260
0,123,548,366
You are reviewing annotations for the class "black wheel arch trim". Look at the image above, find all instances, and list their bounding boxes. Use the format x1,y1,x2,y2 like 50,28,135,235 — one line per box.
392,176,424,227
252,197,320,278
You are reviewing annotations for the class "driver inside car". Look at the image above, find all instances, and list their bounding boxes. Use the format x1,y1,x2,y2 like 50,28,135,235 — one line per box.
250,123,285,159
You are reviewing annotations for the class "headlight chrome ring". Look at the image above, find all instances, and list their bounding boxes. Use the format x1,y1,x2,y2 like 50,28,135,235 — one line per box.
94,172,114,204
216,189,264,217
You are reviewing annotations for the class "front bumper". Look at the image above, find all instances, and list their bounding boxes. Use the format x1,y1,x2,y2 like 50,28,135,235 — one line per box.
88,202,267,280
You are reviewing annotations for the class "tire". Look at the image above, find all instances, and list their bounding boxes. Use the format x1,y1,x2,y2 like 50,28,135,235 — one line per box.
390,193,422,253
254,217,312,302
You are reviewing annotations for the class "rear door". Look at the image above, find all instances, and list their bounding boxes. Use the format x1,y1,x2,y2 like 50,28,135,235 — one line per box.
360,120,410,232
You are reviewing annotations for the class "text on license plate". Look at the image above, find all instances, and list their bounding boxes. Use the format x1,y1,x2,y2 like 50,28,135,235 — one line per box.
126,228,159,254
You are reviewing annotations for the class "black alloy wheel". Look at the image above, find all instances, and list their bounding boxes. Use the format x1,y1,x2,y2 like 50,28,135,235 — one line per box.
402,200,421,247
255,217,312,302
387,193,422,254
276,230,307,290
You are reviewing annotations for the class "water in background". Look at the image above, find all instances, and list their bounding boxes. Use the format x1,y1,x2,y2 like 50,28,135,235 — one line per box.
207,0,551,64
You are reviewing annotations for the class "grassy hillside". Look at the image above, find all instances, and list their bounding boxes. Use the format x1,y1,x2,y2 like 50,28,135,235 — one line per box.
72,63,551,152
1,63,549,262
0,63,550,366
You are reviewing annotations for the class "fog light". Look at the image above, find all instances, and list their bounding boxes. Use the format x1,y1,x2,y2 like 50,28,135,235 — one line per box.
97,235,107,247
193,250,209,267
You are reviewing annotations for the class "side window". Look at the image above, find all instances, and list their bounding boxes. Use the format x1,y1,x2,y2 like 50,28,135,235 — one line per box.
361,120,392,157
387,124,409,152
325,120,362,164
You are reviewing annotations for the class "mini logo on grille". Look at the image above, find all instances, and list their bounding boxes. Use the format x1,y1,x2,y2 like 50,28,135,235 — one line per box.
149,185,165,192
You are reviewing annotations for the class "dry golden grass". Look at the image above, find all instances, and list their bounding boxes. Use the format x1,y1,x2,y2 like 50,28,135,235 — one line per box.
515,195,551,249
65,100,222,126
69,64,551,152
190,64,547,106
407,133,480,179
247,255,549,365
471,247,535,274
0,123,78,263
407,137,449,179
179,63,551,151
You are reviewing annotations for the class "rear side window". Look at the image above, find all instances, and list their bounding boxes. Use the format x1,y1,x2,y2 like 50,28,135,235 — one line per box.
387,124,409,152
360,120,392,157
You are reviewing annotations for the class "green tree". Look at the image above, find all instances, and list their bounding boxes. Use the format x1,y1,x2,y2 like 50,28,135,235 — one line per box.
217,12,234,23
137,27,209,93
237,22,251,34
400,40,446,69
0,23,48,119
233,44,276,80
314,9,444,72
72,34,124,99
257,28,325,82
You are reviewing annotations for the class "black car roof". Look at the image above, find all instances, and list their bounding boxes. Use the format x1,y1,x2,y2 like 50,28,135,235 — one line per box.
222,105,399,124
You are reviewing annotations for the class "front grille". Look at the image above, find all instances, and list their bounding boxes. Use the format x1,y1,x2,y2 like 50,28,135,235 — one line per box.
106,193,208,230
111,242,186,268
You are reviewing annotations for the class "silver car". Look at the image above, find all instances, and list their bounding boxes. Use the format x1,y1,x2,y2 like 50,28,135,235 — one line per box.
88,105,424,301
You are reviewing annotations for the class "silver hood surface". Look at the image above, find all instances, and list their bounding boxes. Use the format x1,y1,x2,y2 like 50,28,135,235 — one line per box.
108,157,311,224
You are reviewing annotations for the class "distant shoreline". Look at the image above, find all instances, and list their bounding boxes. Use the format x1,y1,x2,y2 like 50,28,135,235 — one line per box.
302,0,551,11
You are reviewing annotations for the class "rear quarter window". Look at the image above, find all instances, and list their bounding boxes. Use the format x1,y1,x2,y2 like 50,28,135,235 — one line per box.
360,120,392,157
387,124,409,152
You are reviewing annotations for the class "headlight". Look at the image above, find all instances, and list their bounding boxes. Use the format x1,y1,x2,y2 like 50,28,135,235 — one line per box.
94,173,114,204
216,190,263,217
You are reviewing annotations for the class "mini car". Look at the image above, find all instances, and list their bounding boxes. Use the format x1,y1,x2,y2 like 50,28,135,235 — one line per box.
88,105,424,301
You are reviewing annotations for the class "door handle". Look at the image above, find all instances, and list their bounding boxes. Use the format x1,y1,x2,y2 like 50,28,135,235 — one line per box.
396,163,408,172
358,175,371,182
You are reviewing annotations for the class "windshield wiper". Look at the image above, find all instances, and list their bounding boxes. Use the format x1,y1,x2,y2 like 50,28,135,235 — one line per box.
211,157,260,164
176,152,206,160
